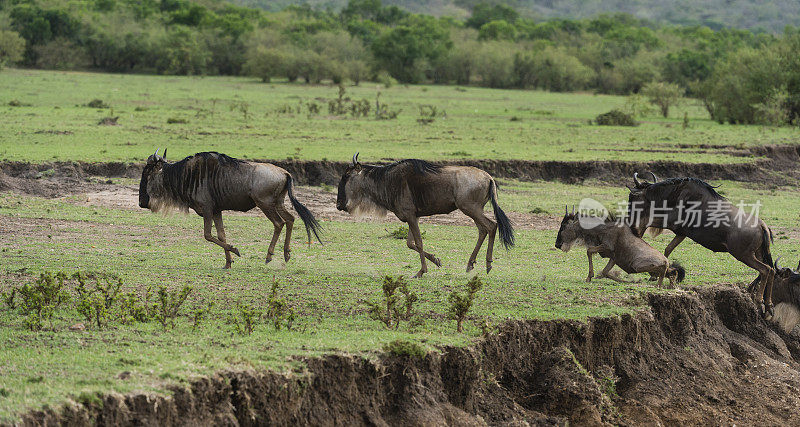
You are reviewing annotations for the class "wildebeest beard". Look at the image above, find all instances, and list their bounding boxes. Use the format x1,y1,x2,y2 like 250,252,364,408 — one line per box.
147,152,245,215
351,159,443,216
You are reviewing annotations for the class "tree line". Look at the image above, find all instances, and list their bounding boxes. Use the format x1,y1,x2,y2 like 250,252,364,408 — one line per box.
1,0,799,125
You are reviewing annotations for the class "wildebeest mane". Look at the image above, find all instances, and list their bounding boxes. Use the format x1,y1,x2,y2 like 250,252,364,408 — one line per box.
646,177,724,203
360,159,443,210
161,152,245,210
362,159,442,181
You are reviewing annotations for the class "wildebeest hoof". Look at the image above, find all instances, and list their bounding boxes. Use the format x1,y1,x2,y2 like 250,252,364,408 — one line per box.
486,263,492,273
284,252,291,262
230,247,241,257
413,270,425,279
585,276,593,283
431,257,442,268
224,262,232,269
466,262,474,272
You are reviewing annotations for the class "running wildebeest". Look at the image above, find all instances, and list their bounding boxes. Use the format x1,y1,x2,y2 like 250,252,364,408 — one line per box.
555,209,685,287
627,172,775,316
765,257,800,333
336,153,514,278
138,150,321,268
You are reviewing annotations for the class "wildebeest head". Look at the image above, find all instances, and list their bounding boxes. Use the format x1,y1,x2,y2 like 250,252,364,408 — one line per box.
626,172,658,236
555,207,581,252
139,148,166,209
336,152,362,212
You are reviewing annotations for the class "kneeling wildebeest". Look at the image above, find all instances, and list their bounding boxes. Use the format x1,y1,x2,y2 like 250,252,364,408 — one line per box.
761,258,800,333
336,153,514,278
139,150,321,268
555,209,685,287
627,173,775,317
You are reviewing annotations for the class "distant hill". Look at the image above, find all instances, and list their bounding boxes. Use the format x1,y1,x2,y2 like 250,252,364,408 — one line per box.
238,0,800,32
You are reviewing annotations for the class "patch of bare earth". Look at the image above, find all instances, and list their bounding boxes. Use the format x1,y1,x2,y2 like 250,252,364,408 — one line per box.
61,183,557,231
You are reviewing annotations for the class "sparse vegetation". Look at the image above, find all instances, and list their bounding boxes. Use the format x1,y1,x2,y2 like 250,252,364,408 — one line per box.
364,276,419,330
383,339,426,359
448,276,483,333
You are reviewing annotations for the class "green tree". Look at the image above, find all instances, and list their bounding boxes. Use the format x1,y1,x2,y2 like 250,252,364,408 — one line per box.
371,15,452,83
0,30,25,69
641,81,684,117
703,46,786,124
466,2,518,29
478,20,516,41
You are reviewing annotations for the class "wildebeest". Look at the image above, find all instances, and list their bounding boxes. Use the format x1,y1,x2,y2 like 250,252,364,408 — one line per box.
139,150,321,268
336,153,514,278
555,209,685,287
762,258,800,333
627,173,774,316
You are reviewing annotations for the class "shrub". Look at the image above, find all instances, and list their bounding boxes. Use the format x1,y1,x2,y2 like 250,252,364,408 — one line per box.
1,289,15,310
447,276,483,332
595,109,637,126
85,99,110,109
232,303,260,335
0,30,25,70
417,104,443,125
364,276,418,330
154,285,192,330
17,272,70,330
266,280,295,331
190,301,214,331
166,117,188,124
383,339,426,359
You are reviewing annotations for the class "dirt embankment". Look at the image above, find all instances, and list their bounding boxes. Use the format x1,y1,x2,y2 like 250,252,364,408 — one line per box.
16,285,800,426
2,144,799,194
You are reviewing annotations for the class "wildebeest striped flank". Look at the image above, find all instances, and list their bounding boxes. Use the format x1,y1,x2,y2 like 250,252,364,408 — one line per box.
139,150,321,268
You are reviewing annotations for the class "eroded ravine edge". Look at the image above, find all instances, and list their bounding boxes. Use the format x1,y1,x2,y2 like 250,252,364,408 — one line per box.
12,285,800,426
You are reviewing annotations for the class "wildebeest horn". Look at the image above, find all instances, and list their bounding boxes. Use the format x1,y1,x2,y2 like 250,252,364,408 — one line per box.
774,256,782,270
163,148,167,159
352,152,360,165
797,258,800,273
565,205,568,215
648,171,657,183
633,172,642,187
154,148,160,157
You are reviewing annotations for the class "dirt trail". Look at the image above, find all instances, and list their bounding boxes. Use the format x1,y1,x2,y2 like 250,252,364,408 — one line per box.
16,286,800,426
64,184,557,231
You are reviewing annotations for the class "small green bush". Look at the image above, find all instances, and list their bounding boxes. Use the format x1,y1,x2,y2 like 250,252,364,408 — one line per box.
383,339,426,359
232,303,260,335
448,276,483,332
17,272,70,331
154,286,192,330
166,117,188,124
266,280,295,330
364,276,418,330
595,109,638,127
86,99,110,109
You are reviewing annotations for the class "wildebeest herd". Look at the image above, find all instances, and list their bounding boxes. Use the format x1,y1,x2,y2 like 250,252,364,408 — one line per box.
139,150,793,322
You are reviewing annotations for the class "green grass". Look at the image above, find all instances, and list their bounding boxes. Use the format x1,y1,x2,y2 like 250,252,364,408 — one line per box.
1,68,798,164
3,178,800,421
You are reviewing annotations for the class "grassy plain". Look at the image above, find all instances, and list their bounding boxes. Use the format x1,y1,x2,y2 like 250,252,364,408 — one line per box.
1,68,798,164
2,69,800,421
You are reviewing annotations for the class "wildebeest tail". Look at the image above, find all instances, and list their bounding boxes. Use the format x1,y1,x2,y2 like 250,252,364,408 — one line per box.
490,179,514,250
761,224,773,269
286,175,322,244
669,262,686,283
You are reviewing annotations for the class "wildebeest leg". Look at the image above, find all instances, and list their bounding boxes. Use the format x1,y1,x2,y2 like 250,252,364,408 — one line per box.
405,232,441,267
463,209,495,273
213,213,240,269
407,218,427,278
663,235,685,257
747,275,761,293
598,258,627,282
739,252,775,319
277,206,294,262
259,205,285,264
203,214,239,269
585,245,603,282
